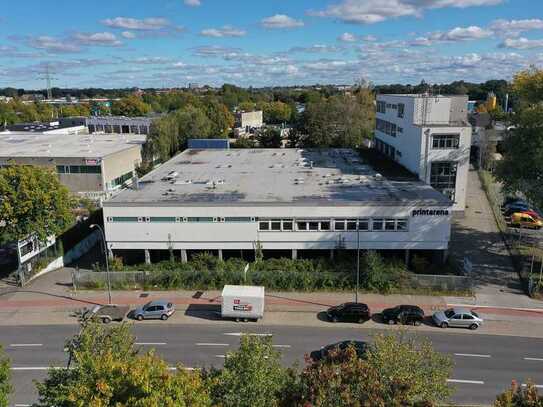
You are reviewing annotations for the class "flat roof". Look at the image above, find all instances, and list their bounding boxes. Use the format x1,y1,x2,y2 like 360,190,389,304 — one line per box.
0,132,146,159
377,94,468,98
6,121,81,132
106,148,451,207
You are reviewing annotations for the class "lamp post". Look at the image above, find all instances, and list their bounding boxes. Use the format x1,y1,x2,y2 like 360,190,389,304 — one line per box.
356,224,360,303
90,224,111,304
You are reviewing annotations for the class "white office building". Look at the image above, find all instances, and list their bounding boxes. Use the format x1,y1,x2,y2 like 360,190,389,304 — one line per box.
103,148,452,264
374,94,472,212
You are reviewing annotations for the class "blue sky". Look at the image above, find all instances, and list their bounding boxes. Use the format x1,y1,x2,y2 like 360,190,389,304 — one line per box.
1,0,542,88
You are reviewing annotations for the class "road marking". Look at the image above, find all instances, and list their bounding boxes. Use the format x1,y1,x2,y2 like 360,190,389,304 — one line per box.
135,342,167,346
10,367,64,371
14,404,31,406
524,357,543,361
447,379,485,385
215,355,227,358
10,344,43,347
447,303,543,313
272,345,291,348
454,353,491,358
196,343,229,346
224,332,272,337
522,383,543,388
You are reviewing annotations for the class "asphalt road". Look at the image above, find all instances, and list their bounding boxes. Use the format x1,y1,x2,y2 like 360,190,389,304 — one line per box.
2,323,543,406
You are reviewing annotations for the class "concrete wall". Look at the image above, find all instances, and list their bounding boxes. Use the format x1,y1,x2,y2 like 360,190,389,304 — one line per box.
102,146,142,189
103,204,451,252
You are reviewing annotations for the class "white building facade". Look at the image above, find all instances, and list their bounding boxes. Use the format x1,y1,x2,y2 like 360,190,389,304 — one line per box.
374,95,472,212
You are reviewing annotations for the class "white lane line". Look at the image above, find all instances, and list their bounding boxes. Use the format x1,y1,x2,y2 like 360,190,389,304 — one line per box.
14,404,31,406
10,344,43,347
524,357,543,361
135,342,167,346
447,379,485,385
224,332,272,337
522,383,543,388
196,343,230,346
215,355,227,358
11,367,63,371
272,345,291,348
454,353,491,358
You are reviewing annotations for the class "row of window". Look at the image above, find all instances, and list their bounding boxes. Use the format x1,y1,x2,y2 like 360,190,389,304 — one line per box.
375,138,401,160
106,216,409,232
376,101,405,118
376,118,403,137
108,171,134,189
432,134,460,149
430,161,458,201
57,165,102,174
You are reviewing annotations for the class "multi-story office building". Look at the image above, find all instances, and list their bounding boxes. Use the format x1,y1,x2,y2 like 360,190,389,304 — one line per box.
374,94,472,212
103,148,452,264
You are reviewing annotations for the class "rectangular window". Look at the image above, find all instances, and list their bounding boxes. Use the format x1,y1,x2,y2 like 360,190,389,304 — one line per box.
372,218,384,231
259,221,269,231
396,219,408,231
430,162,458,201
296,221,308,231
346,220,357,231
334,220,345,231
391,123,396,137
432,134,460,149
225,217,252,222
398,103,404,118
188,217,214,222
271,219,282,231
358,219,369,231
309,221,319,231
320,221,331,231
282,220,293,231
385,218,396,231
56,165,66,174
112,217,138,222
69,165,80,174
150,217,176,222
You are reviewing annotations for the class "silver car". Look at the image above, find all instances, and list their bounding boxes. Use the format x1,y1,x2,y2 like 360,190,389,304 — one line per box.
432,307,483,330
134,300,175,321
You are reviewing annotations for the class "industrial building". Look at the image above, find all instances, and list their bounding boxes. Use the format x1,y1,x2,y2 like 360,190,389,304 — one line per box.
374,94,472,212
3,120,86,135
86,116,154,135
103,148,452,264
0,132,146,200
234,110,263,137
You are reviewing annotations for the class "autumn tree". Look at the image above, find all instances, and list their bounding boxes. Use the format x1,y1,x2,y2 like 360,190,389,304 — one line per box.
257,128,282,148
206,336,291,407
0,165,75,244
111,95,151,117
36,322,210,407
295,333,453,407
0,346,10,407
495,381,543,406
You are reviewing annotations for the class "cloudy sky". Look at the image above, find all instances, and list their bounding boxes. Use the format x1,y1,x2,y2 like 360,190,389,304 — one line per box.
1,0,543,89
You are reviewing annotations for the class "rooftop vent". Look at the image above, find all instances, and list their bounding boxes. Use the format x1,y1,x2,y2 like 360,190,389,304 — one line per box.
174,179,192,185
162,171,179,181
294,178,304,185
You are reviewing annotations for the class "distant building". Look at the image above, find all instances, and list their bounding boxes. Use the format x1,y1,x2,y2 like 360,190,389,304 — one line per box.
0,131,146,200
85,116,153,135
374,94,472,212
234,110,263,137
469,112,506,170
3,120,86,135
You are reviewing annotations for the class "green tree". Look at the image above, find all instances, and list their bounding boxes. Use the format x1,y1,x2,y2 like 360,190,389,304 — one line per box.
0,165,75,244
495,381,543,406
295,333,453,407
260,101,292,124
36,322,210,407
204,99,234,137
496,67,543,209
59,104,91,117
231,137,257,149
0,346,11,407
111,95,151,117
257,128,282,148
206,336,290,407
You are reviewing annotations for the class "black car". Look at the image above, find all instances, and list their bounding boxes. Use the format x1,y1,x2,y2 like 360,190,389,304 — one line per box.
310,340,367,361
381,305,424,326
326,302,370,323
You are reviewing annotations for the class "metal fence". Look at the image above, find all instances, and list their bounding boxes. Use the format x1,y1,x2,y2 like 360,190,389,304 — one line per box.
404,273,472,292
73,270,146,289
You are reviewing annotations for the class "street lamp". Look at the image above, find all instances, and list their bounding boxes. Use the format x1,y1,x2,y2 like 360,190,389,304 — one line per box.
356,223,360,303
90,224,112,304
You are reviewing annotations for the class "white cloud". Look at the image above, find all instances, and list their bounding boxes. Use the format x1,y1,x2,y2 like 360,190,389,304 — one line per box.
184,0,201,6
73,32,122,46
309,0,503,25
200,26,246,38
362,35,377,42
121,31,136,39
101,17,170,30
490,19,543,37
289,44,343,53
499,37,543,50
338,32,356,42
261,14,304,29
409,26,492,46
27,36,81,53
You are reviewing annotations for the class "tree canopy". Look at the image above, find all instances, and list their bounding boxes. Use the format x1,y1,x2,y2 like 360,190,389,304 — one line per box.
0,346,10,407
0,165,75,244
111,95,152,117
495,381,543,406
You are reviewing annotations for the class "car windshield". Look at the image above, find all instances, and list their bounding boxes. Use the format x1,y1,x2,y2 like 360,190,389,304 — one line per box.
167,303,173,308
142,302,152,310
471,311,479,318
444,309,456,318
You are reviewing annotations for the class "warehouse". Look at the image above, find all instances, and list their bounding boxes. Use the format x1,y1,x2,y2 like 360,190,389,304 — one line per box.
0,132,146,200
103,148,452,264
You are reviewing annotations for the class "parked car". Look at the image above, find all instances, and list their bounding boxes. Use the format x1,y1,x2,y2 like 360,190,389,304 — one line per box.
432,308,483,330
503,202,531,217
134,300,175,321
515,209,542,220
502,196,526,207
81,304,129,323
326,302,370,323
381,305,424,326
310,340,367,362
510,212,543,230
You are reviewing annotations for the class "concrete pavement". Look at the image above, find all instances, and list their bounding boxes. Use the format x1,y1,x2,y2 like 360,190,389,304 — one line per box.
3,324,543,406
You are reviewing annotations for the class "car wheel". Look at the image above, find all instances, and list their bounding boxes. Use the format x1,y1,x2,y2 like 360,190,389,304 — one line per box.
440,321,448,329
102,317,111,324
388,319,396,325
331,316,338,323
136,314,143,321
358,318,366,324
161,314,169,321
469,323,478,330
414,320,422,326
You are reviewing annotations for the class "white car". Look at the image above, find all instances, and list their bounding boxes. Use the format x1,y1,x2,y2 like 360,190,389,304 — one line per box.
432,307,483,330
